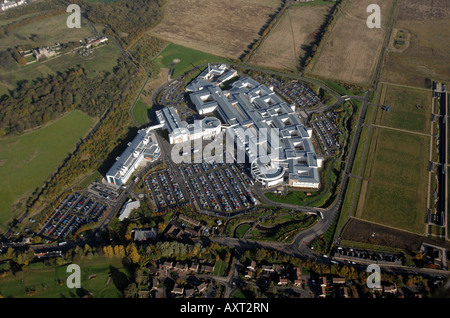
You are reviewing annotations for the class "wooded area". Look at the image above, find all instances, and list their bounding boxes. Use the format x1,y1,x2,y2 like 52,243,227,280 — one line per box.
0,57,135,136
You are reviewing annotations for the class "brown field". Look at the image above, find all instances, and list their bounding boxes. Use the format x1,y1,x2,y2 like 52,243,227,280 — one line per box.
381,0,450,87
149,0,282,59
306,0,394,85
341,218,450,252
249,5,332,71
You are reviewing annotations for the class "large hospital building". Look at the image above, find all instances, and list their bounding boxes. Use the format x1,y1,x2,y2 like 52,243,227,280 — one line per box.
187,66,323,189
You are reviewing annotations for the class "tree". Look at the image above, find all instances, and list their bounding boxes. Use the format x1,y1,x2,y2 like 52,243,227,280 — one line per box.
123,283,138,298
126,244,141,264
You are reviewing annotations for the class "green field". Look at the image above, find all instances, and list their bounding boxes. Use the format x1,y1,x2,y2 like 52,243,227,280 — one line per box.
360,127,429,233
0,44,122,94
132,98,152,125
0,13,96,51
375,85,432,134
0,256,129,298
0,111,95,228
154,43,231,79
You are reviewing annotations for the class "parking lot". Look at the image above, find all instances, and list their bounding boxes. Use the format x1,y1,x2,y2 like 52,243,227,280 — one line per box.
311,111,341,156
39,191,109,240
255,75,321,108
145,161,257,216
179,162,257,216
159,80,185,107
145,168,188,212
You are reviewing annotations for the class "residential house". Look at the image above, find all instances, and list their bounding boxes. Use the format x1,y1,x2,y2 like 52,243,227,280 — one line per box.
341,286,349,298
202,264,215,274
185,288,196,298
384,284,397,294
278,278,289,286
197,282,208,293
262,265,274,273
162,261,173,271
172,286,184,296
175,262,188,273
332,277,346,285
320,276,327,287
189,262,200,273
247,260,257,271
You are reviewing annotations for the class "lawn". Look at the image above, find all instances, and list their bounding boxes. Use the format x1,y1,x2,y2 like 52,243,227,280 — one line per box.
235,223,252,238
375,84,432,134
154,43,231,79
0,111,95,229
0,256,129,298
132,98,152,125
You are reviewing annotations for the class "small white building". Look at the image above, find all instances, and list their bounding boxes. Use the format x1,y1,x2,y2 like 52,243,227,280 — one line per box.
118,200,140,221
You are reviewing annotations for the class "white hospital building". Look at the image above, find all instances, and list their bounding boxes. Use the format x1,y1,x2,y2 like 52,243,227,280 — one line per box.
187,70,323,189
105,128,161,186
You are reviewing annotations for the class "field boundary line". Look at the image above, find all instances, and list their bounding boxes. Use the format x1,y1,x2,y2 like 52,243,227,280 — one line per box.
379,81,432,92
370,124,433,137
348,216,426,237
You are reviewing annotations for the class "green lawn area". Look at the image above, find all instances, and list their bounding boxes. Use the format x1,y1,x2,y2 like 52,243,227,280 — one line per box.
361,127,429,233
0,111,95,229
375,85,432,134
132,98,151,125
351,125,370,176
0,256,129,298
235,223,251,238
154,43,231,79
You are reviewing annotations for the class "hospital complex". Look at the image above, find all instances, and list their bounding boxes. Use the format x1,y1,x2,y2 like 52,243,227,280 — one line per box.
106,64,322,189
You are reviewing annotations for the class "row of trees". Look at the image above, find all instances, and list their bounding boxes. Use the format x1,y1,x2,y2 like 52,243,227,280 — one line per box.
82,0,166,48
239,0,288,63
298,0,342,71
128,34,168,71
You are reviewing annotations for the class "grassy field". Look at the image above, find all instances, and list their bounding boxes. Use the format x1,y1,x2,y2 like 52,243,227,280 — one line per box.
359,127,429,234
0,43,122,94
149,0,282,59
132,98,152,125
307,0,395,85
154,43,231,79
374,85,432,134
249,5,332,71
0,256,129,298
381,0,450,87
0,12,95,51
0,111,95,229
